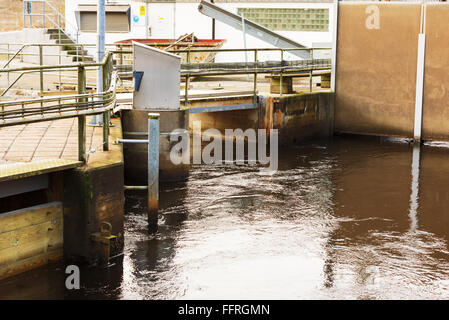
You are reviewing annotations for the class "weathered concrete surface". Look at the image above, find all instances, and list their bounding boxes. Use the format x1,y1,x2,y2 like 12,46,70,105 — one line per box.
188,95,258,133
422,4,449,141
63,118,124,264
260,92,334,146
121,109,189,183
335,3,420,138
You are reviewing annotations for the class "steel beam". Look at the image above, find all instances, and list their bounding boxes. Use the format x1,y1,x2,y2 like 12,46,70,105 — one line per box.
198,0,310,59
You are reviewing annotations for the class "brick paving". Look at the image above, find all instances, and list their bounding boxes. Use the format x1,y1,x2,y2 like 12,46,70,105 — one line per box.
0,116,108,164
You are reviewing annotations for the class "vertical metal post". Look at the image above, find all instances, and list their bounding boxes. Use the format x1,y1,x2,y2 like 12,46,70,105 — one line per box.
241,12,249,81
7,44,9,87
147,113,160,233
78,115,86,163
309,49,313,93
184,47,190,107
42,1,45,28
330,0,339,92
253,49,258,108
39,45,43,94
119,44,123,65
280,50,284,97
58,15,61,44
58,45,61,91
414,34,426,143
103,110,110,151
91,0,105,126
78,66,87,163
29,1,32,27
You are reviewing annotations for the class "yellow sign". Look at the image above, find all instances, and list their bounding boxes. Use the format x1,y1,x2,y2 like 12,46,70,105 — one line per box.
140,6,145,16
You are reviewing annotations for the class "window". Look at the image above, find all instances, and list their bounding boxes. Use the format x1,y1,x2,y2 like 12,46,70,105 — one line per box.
77,5,130,32
237,8,329,32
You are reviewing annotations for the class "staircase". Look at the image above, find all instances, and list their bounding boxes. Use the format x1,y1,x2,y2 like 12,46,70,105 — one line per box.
46,28,94,62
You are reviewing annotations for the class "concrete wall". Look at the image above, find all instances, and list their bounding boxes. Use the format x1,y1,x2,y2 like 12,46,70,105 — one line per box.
260,92,334,146
335,2,420,138
422,4,449,141
0,0,65,32
335,2,449,141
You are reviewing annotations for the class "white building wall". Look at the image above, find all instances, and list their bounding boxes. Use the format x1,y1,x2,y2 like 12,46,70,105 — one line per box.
65,0,333,61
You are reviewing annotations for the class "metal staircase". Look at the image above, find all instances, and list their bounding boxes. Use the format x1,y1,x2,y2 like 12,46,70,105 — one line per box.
23,0,93,62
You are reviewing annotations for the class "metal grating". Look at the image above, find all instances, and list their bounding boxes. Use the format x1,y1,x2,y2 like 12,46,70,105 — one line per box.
237,8,329,31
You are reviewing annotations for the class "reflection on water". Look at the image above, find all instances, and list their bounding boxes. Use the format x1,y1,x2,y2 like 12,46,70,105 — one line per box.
1,135,449,299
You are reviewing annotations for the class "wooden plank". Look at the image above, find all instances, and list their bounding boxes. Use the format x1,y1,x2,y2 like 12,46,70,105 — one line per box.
0,218,62,252
0,159,82,183
0,202,63,280
0,248,62,281
0,202,62,234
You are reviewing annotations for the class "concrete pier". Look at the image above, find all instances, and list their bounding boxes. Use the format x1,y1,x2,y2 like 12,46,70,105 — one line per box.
0,116,124,277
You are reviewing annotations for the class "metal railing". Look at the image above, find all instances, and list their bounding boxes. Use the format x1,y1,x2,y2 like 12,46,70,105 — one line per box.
23,0,80,46
172,47,332,106
0,51,115,163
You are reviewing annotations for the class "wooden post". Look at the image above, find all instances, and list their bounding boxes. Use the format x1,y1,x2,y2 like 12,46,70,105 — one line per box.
147,113,160,233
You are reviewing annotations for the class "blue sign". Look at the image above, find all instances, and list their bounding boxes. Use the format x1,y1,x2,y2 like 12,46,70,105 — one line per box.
133,16,139,23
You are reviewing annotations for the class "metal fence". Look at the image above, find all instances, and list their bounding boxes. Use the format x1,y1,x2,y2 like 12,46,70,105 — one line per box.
0,51,116,163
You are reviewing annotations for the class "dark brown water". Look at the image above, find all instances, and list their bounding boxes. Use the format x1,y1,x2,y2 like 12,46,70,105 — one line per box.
1,135,449,299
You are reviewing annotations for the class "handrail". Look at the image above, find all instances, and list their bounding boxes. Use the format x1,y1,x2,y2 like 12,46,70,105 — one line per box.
2,45,28,69
23,0,80,48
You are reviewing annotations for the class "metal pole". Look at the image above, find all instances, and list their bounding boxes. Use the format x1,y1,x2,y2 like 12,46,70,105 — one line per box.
280,50,283,97
39,45,43,94
253,49,258,108
309,49,313,93
184,47,190,107
145,0,149,38
241,12,249,81
147,113,160,233
211,0,215,39
78,66,87,162
91,0,105,126
78,115,86,163
103,110,109,151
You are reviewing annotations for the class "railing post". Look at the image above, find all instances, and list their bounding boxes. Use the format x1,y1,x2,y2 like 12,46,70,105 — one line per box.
103,110,109,151
39,45,43,94
184,46,190,107
147,113,160,233
280,49,284,97
253,49,258,108
78,66,87,163
78,66,86,99
78,115,86,163
58,15,61,44
309,48,313,93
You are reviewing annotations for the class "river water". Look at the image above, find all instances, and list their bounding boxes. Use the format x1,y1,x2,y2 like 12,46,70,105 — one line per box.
1,135,449,299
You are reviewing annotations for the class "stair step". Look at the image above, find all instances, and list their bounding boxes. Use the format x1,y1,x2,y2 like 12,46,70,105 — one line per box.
49,33,71,40
72,56,94,62
46,28,62,34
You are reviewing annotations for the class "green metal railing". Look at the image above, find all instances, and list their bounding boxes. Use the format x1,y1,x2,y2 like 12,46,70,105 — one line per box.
0,52,115,163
